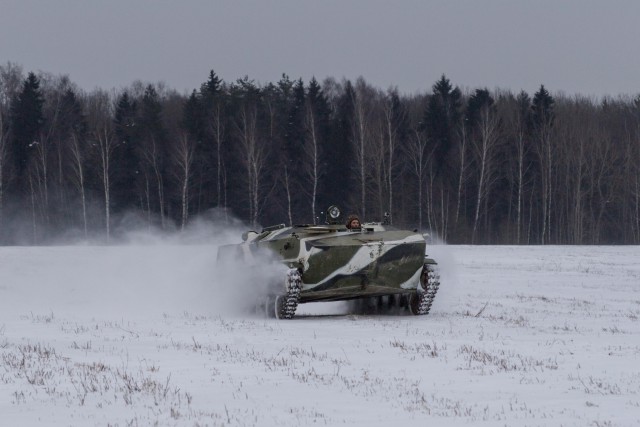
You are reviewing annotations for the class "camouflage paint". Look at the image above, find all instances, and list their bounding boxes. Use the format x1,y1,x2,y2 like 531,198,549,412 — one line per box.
218,222,429,303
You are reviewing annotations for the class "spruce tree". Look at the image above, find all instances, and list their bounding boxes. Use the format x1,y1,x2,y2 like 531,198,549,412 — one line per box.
531,85,554,130
112,91,141,211
60,88,86,137
422,74,462,173
140,85,164,139
465,88,494,127
58,88,87,185
201,70,222,103
321,80,354,212
182,90,204,142
10,72,44,190
198,70,227,211
55,88,90,232
268,74,295,224
531,84,555,243
306,77,330,132
138,85,167,223
285,79,306,157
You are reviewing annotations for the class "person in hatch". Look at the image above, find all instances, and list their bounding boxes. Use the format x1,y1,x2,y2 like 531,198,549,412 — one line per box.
346,214,361,230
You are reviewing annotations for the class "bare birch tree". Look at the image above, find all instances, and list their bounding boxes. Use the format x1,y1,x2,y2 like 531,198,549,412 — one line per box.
382,89,404,223
39,74,72,214
283,166,293,226
87,90,116,241
36,75,77,227
454,119,469,229
469,94,501,243
364,115,386,220
236,103,266,228
303,100,322,222
67,131,88,237
31,130,50,227
505,91,532,244
352,78,375,218
407,129,429,231
173,131,195,230
556,99,590,244
200,71,228,215
137,85,167,229
586,125,618,243
532,86,555,243
138,135,166,228
211,103,226,213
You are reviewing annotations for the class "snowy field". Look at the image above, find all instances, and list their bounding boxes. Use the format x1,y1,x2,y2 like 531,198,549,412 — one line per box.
1,243,639,426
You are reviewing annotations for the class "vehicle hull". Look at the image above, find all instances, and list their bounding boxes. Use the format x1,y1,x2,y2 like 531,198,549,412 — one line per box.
218,224,427,303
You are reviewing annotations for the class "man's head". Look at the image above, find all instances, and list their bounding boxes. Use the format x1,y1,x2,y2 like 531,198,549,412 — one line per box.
347,215,361,229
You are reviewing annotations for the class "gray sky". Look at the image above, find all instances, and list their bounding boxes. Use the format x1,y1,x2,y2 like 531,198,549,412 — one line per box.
1,0,639,98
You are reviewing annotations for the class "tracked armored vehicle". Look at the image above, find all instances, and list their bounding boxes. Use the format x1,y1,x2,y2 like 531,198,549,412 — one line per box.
217,206,439,319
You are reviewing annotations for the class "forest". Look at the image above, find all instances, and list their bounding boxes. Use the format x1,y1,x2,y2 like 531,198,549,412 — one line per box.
0,62,639,244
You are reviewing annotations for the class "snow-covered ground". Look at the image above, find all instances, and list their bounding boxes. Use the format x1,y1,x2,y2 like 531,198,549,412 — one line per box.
1,244,639,426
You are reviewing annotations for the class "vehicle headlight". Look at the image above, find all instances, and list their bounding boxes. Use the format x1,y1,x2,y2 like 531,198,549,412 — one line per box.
329,206,341,219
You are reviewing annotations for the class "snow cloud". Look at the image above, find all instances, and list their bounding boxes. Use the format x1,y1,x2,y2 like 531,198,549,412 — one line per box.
0,210,287,319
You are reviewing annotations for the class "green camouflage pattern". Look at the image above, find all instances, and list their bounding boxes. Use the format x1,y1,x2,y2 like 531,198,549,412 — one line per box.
218,221,430,303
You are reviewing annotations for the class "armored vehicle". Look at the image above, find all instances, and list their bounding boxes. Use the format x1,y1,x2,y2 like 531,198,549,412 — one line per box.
217,206,439,319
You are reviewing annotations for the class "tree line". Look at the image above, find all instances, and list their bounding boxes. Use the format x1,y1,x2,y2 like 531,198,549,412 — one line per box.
0,62,639,244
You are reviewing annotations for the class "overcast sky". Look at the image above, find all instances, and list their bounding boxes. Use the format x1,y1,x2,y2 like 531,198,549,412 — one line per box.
1,0,639,98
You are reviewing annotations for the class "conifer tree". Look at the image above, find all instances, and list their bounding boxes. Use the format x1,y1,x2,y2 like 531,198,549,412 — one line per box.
0,63,24,231
423,75,462,174
199,70,227,212
321,80,354,214
201,70,222,102
112,91,140,211
182,90,203,142
531,85,555,243
532,85,554,130
10,72,44,192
